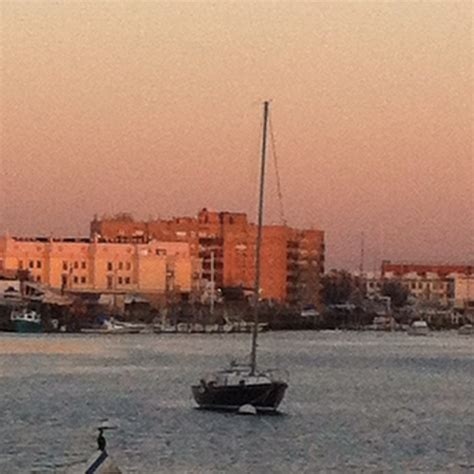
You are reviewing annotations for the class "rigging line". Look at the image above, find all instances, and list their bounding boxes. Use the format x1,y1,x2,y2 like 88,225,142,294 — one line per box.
268,114,287,227
268,113,286,371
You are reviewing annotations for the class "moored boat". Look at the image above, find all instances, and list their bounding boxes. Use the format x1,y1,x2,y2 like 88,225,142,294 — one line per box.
458,324,473,335
82,318,143,334
10,308,42,333
191,101,288,413
407,320,430,336
192,363,288,412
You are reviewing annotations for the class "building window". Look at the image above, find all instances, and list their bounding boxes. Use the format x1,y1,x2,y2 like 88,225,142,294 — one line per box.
118,262,123,270
36,260,42,269
73,276,78,284
125,277,130,285
29,260,34,269
118,277,123,285
74,261,79,269
107,262,113,271
63,261,68,271
126,262,131,271
81,276,86,284
36,275,41,282
81,261,86,269
107,276,113,289
156,249,167,256
61,275,67,287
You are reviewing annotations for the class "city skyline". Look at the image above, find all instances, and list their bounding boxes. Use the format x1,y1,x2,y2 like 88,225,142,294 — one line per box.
1,2,472,270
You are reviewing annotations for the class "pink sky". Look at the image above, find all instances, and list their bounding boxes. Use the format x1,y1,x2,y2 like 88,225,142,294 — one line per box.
1,2,472,270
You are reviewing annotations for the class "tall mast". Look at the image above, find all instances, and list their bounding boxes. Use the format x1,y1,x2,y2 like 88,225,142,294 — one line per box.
250,100,270,375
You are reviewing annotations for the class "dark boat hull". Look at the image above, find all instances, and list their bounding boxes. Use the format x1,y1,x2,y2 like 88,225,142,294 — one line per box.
192,382,288,412
14,320,42,333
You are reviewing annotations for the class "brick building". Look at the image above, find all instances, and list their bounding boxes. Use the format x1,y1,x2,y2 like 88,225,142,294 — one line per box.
91,209,325,306
381,262,472,278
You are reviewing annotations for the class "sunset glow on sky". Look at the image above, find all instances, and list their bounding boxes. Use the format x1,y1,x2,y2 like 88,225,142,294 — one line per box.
1,2,472,269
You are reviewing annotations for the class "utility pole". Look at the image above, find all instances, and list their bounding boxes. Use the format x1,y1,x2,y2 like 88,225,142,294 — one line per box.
210,251,215,316
359,232,365,276
466,265,472,317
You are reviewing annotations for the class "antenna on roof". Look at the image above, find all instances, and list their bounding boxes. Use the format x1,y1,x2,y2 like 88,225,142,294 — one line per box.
359,232,365,275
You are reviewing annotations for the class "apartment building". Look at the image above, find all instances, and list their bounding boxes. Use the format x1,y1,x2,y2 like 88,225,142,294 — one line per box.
381,262,472,278
377,261,473,307
453,275,474,310
90,208,325,306
0,234,199,296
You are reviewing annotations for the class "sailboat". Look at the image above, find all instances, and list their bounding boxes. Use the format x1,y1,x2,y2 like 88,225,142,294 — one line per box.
191,101,289,413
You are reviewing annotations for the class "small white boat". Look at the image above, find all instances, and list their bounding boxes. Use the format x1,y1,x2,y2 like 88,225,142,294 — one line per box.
407,320,430,336
82,318,143,334
115,320,146,332
301,305,319,318
458,324,473,335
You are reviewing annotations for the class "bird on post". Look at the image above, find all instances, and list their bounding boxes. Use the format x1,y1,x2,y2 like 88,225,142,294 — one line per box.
97,428,106,452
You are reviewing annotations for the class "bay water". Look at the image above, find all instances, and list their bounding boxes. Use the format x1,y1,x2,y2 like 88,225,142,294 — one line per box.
0,331,472,473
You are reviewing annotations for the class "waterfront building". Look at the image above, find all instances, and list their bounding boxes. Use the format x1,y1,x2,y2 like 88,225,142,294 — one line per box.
364,271,383,297
366,261,474,308
0,235,200,300
0,273,21,300
453,275,474,312
90,208,325,306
